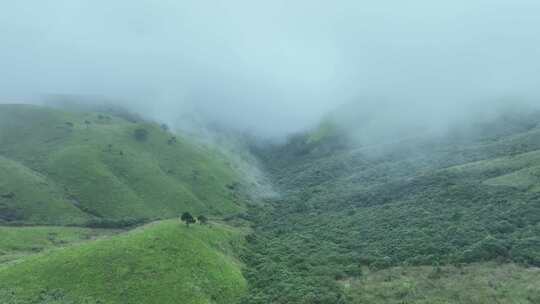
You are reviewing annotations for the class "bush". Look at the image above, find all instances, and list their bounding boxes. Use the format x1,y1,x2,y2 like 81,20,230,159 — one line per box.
462,236,509,263
134,128,149,141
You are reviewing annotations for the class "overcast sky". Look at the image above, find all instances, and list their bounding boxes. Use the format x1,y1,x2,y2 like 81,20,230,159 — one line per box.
1,1,539,137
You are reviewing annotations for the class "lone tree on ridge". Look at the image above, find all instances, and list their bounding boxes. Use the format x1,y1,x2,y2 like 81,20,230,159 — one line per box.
181,212,196,227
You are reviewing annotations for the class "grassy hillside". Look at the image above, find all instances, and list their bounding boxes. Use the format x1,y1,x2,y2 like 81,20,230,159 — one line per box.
0,104,251,304
0,155,90,225
0,220,247,304
0,226,117,263
0,104,244,226
242,109,540,303
346,263,540,303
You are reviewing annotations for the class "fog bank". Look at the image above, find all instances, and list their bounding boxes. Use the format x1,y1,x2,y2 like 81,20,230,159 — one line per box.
1,1,540,138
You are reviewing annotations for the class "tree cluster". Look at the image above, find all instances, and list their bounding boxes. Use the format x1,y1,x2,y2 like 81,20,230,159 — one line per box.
180,212,208,227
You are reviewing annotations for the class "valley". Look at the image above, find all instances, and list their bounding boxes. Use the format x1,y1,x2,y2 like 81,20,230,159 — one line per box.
1,104,540,303
3,1,540,303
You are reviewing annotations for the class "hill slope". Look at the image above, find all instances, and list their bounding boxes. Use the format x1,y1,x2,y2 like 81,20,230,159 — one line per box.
346,263,540,304
242,109,540,303
0,220,247,304
0,104,244,225
0,225,117,263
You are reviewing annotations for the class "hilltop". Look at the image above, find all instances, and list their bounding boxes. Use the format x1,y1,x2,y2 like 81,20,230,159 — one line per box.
0,104,251,304
0,220,247,304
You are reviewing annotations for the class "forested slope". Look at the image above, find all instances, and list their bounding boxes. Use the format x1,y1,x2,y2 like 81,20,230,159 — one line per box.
241,109,540,303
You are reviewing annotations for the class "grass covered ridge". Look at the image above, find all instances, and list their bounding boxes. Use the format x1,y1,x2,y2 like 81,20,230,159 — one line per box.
0,226,118,264
0,220,247,304
0,104,245,225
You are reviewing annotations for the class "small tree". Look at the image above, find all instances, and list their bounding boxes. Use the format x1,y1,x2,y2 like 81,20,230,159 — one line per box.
197,215,208,225
181,212,196,227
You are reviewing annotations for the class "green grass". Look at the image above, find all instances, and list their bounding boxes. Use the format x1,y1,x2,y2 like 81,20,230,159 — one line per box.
447,149,540,177
0,104,244,225
0,104,249,303
0,156,91,225
0,226,118,264
346,263,540,304
484,165,540,191
446,149,540,191
0,220,247,304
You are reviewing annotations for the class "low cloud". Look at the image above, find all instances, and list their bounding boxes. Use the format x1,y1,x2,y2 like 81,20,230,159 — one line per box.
1,1,539,138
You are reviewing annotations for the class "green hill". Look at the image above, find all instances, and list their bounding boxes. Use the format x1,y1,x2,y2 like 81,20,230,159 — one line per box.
0,104,250,304
242,108,540,303
0,104,244,226
0,220,247,304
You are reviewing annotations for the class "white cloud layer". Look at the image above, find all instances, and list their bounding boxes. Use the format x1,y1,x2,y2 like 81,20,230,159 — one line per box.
1,1,539,137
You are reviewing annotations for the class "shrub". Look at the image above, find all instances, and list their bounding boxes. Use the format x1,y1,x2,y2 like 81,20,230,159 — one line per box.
197,215,208,225
134,128,149,141
181,212,196,227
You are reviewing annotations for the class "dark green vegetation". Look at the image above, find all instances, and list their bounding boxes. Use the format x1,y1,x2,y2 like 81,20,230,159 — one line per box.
0,104,244,226
0,220,247,304
181,211,196,227
241,109,540,303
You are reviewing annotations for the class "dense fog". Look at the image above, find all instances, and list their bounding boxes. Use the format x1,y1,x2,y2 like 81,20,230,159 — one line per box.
1,1,539,138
